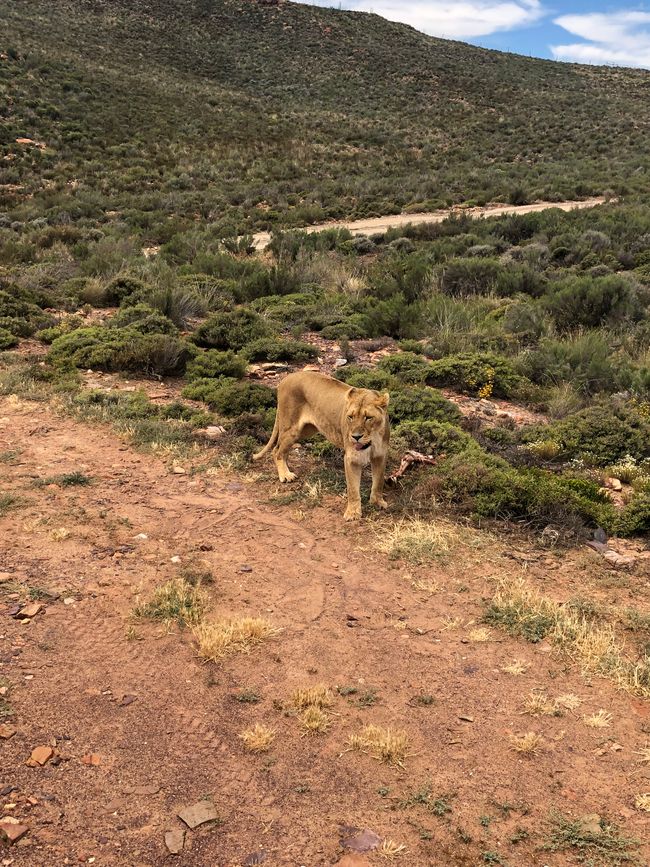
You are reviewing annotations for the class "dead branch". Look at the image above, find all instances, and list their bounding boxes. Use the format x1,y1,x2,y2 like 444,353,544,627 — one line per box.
388,450,444,484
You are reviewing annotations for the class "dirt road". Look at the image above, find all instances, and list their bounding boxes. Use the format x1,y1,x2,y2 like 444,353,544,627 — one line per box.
251,197,607,250
1,394,649,865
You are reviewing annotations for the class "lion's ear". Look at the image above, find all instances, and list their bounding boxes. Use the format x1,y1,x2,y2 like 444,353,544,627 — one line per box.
346,387,358,399
375,392,390,409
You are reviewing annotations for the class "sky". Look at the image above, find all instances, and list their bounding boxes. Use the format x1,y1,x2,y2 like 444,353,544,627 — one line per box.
293,1,650,68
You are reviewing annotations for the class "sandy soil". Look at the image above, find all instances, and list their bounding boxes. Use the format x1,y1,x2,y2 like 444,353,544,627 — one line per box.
251,198,607,250
1,391,650,866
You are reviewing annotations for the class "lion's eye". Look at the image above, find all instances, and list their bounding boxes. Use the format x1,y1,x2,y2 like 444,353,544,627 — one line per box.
347,415,353,421
365,416,372,422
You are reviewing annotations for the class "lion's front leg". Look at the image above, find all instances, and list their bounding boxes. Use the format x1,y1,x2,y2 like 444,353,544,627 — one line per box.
369,453,388,509
343,454,363,521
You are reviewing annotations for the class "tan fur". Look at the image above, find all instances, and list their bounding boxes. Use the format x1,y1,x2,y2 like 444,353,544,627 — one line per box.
253,371,390,520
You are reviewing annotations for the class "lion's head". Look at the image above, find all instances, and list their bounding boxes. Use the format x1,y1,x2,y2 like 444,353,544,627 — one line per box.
344,387,389,452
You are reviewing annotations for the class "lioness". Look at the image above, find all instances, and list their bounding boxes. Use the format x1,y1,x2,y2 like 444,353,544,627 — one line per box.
253,371,390,520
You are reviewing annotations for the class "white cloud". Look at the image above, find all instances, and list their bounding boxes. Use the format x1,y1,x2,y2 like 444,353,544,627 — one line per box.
551,11,650,69
295,1,545,40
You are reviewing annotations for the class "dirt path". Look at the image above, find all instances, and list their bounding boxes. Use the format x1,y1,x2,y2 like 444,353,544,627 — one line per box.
251,197,607,250
1,395,649,865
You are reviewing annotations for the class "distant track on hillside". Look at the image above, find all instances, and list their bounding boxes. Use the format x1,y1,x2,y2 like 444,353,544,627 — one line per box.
251,196,607,250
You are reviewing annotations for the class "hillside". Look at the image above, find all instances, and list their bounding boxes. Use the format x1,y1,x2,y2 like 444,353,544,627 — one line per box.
2,0,650,237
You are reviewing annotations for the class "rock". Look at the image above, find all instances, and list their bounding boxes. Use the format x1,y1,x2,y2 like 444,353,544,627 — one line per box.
335,856,372,867
0,572,13,583
63,597,75,605
0,724,16,739
28,746,53,766
170,555,181,564
239,565,253,573
593,526,608,544
133,533,148,541
172,466,186,475
334,358,348,368
458,714,474,722
164,829,185,854
340,827,382,853
177,800,219,829
602,550,635,569
243,851,267,866
580,814,602,836
260,362,289,373
197,426,226,440
15,602,42,620
0,818,29,844
119,694,137,707
81,753,102,766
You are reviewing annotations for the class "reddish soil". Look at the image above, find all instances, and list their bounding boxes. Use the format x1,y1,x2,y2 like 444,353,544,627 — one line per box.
1,395,650,866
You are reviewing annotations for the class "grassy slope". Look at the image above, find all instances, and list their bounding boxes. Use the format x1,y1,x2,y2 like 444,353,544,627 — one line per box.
2,0,650,235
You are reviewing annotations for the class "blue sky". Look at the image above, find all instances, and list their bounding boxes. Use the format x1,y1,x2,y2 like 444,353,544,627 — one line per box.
293,2,650,68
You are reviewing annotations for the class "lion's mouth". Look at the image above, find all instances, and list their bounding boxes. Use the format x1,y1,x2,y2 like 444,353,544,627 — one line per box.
353,441,371,451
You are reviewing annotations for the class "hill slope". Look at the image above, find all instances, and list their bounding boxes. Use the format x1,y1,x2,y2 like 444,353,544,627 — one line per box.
2,0,650,236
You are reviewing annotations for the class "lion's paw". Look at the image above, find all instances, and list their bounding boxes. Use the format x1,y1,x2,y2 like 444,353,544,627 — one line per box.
370,497,388,510
344,505,362,521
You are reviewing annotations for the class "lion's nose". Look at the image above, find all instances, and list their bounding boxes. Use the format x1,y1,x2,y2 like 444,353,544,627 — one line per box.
352,433,363,441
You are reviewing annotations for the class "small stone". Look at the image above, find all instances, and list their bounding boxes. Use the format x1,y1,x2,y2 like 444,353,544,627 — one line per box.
28,746,53,766
81,753,102,766
170,555,181,564
239,565,253,573
177,800,219,829
0,724,16,740
164,829,185,854
458,714,474,722
15,603,42,620
172,466,186,475
602,550,635,569
580,814,602,836
133,534,148,541
198,426,226,440
334,357,348,368
119,694,137,707
63,597,75,605
0,819,29,844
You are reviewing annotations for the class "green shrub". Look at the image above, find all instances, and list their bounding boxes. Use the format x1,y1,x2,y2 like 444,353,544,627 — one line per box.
544,274,642,331
389,385,461,425
242,337,319,363
186,349,248,380
615,491,650,536
320,315,373,340
182,378,276,416
392,420,480,455
48,326,194,375
426,353,523,398
0,327,18,350
102,274,147,306
378,352,431,384
524,403,650,465
108,304,178,334
192,309,273,350
336,366,397,392
517,333,626,396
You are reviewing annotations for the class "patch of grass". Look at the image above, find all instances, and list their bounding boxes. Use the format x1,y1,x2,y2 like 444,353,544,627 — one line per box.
521,690,558,716
348,724,410,766
239,723,275,753
298,706,331,735
636,743,650,764
233,688,262,704
356,688,379,708
290,685,333,710
0,493,21,517
501,659,530,675
133,577,207,627
378,840,407,858
0,449,21,463
543,811,640,865
485,579,650,697
400,787,454,816
193,617,279,661
38,471,92,487
509,732,545,755
469,627,492,642
411,693,436,707
555,693,582,711
376,518,466,565
583,710,613,729
634,793,650,813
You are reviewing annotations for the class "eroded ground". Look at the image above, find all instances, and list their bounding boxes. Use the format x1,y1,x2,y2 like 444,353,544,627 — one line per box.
1,394,650,866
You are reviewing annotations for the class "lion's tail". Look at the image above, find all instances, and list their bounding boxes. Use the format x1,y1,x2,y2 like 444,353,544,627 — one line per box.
252,415,279,461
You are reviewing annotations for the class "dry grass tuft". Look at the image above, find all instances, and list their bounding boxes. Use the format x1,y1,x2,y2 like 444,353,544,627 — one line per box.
634,793,650,812
502,659,530,675
509,732,545,754
410,575,439,594
290,685,334,710
583,709,613,729
378,840,407,858
636,743,650,764
239,723,275,753
376,518,462,564
348,724,410,766
299,706,331,735
469,627,492,642
193,617,279,661
522,690,557,716
134,577,207,626
485,578,650,697
555,693,582,711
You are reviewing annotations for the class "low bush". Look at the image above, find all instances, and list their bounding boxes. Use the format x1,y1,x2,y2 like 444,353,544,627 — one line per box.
377,352,431,384
186,349,248,381
336,366,397,392
426,352,523,398
182,378,276,416
48,327,194,375
392,420,480,455
389,385,461,425
544,274,643,331
242,337,319,363
0,327,18,350
192,309,274,350
107,304,178,335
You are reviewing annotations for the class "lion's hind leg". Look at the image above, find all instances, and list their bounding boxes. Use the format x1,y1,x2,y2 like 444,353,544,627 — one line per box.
273,424,302,483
